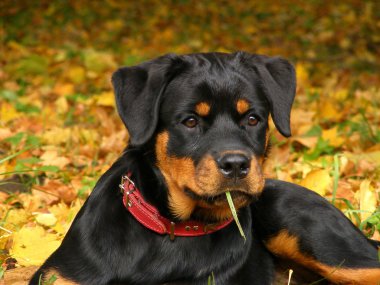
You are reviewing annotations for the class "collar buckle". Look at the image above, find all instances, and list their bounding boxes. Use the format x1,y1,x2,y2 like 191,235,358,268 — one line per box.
120,174,135,207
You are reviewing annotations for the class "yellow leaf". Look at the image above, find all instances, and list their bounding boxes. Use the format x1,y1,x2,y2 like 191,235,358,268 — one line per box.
49,200,82,226
299,169,331,196
322,126,345,147
79,128,100,145
93,91,115,107
345,151,380,169
53,83,74,96
0,103,21,123
357,180,377,221
41,128,71,146
3,209,30,232
83,49,116,74
55,96,69,114
35,213,58,227
67,66,86,84
296,63,309,86
331,89,349,101
364,151,380,165
10,226,61,266
318,101,342,122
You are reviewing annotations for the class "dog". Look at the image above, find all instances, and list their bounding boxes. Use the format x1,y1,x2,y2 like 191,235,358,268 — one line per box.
30,52,380,284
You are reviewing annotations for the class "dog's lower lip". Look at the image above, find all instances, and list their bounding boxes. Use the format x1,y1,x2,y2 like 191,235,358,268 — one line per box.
184,187,251,203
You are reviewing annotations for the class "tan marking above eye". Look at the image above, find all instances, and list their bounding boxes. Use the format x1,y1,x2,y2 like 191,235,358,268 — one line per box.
195,102,211,117
236,99,250,115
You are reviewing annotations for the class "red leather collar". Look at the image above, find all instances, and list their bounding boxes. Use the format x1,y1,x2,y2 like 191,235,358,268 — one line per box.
120,174,233,240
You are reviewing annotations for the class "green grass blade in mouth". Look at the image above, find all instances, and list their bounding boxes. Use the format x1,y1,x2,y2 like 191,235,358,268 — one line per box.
225,191,246,241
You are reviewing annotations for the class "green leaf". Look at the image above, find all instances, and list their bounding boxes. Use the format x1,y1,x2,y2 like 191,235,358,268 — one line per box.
304,137,335,161
15,55,48,76
304,125,322,137
0,90,18,102
15,102,41,114
4,132,25,146
37,165,60,173
25,134,41,147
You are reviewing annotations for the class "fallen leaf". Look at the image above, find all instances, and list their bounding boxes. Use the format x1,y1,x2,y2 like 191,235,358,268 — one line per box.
317,100,343,122
322,126,345,147
4,266,39,285
296,63,309,87
93,91,115,107
40,150,70,168
333,180,355,202
66,66,86,84
10,226,61,266
1,103,21,123
299,169,331,196
331,89,349,101
2,209,30,232
83,49,116,74
41,128,72,146
28,189,60,207
55,96,69,114
356,180,377,221
33,179,76,204
0,128,13,140
35,213,58,227
291,136,318,149
53,83,74,96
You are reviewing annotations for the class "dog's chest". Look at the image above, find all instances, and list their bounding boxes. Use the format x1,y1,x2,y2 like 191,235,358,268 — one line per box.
125,212,253,284
146,236,251,284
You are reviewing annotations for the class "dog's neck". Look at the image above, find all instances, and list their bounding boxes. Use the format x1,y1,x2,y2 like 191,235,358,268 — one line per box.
122,146,180,221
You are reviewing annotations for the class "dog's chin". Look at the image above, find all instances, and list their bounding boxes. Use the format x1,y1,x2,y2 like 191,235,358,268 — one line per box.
187,190,254,223
184,187,256,212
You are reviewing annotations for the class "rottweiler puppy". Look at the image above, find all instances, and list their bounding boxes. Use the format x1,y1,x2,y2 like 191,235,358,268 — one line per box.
30,52,380,285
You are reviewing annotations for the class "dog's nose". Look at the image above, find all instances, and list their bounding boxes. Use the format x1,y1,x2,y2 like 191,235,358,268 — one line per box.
217,153,250,180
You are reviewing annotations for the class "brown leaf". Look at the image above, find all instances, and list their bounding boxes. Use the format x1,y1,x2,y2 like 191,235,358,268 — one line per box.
4,266,39,285
33,179,76,204
40,150,70,168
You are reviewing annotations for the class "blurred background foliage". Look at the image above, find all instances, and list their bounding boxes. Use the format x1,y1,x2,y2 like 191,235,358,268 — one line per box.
0,0,380,280
3,0,380,83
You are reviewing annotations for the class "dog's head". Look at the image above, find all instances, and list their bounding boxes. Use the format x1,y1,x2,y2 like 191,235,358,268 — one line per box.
112,52,296,222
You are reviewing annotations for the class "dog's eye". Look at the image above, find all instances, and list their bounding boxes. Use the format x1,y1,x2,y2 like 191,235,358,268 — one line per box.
182,117,198,128
247,115,259,126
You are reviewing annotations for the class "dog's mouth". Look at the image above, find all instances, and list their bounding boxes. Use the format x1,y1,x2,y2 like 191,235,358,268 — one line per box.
184,187,254,206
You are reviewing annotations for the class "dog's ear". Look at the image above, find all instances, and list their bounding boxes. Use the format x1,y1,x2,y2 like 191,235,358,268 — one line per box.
239,53,296,137
112,54,185,146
